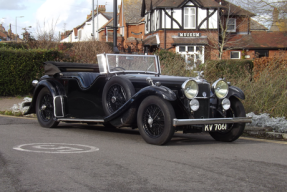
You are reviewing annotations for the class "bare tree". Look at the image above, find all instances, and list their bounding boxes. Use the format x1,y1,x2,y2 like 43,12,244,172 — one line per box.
35,18,60,49
207,1,253,59
233,0,287,30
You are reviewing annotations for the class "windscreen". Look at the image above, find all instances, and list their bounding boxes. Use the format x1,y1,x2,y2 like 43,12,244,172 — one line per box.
106,55,158,73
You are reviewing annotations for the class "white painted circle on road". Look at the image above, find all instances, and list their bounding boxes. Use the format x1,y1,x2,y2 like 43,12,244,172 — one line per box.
13,143,99,154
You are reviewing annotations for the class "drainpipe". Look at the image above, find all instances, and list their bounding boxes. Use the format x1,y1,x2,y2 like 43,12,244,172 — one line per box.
122,0,124,37
92,0,94,40
113,0,119,53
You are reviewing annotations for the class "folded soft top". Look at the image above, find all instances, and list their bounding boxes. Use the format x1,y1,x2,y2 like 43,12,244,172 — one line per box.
44,61,99,75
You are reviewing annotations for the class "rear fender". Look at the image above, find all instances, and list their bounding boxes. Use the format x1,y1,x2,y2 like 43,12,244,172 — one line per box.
104,85,176,123
24,80,66,116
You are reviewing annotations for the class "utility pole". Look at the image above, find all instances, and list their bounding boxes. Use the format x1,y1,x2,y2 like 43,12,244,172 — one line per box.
97,0,99,41
113,0,119,53
15,16,24,42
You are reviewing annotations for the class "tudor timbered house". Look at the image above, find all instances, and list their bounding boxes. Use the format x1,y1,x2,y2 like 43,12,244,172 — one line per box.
142,0,224,67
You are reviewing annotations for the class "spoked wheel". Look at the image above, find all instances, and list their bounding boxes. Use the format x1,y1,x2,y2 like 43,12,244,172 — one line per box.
36,87,59,128
209,97,246,142
142,104,165,138
137,96,175,145
102,76,136,127
106,84,127,113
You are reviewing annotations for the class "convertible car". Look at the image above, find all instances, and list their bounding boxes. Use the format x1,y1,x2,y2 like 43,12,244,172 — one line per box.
24,53,252,145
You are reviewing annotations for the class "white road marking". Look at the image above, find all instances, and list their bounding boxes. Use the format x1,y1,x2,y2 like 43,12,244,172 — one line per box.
13,143,99,153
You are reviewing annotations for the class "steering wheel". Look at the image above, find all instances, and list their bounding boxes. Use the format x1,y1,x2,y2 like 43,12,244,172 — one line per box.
111,67,126,71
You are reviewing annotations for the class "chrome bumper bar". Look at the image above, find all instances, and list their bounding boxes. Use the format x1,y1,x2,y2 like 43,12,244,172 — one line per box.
173,117,252,127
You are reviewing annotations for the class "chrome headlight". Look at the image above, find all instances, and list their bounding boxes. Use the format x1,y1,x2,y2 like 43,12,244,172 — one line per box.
212,79,229,99
182,80,199,99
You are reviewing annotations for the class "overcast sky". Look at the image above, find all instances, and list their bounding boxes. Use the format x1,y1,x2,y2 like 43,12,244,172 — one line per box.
0,0,120,38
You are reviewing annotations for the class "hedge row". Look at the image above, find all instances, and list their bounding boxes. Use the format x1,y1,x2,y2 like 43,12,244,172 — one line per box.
199,59,254,83
253,56,287,80
0,48,61,95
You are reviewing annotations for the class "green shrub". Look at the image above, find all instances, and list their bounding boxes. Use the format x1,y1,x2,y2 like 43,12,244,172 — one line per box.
0,42,28,49
0,47,62,96
200,59,253,83
155,49,196,77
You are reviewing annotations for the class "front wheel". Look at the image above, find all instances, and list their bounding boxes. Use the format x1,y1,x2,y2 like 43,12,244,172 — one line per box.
137,96,175,145
36,87,59,128
209,97,246,142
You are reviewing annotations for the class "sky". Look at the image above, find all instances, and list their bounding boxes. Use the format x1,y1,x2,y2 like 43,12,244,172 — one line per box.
0,0,121,39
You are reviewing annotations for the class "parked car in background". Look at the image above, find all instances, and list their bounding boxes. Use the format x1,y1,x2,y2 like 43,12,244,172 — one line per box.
24,53,252,145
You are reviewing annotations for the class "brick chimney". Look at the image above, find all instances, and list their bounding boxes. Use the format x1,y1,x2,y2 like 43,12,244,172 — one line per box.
98,5,106,12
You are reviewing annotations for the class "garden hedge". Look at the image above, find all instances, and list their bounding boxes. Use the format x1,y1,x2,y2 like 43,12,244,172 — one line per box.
0,47,61,96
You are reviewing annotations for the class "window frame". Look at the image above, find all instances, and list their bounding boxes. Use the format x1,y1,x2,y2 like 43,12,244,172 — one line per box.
226,18,236,32
230,51,241,59
184,7,196,29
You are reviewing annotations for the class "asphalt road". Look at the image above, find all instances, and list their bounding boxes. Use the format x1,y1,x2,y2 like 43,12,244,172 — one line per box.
0,115,287,192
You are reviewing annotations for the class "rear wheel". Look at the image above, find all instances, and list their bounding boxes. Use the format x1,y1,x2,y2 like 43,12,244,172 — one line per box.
36,87,59,128
137,96,175,145
209,97,246,142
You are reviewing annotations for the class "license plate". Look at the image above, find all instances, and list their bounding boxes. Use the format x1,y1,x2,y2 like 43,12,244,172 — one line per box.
204,124,227,132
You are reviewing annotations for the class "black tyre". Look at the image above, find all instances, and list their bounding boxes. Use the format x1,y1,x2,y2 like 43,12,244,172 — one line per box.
36,87,59,128
137,96,175,145
209,97,246,142
102,76,136,127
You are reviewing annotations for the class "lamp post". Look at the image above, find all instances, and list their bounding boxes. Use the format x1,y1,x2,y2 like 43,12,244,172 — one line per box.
15,16,24,42
91,0,99,41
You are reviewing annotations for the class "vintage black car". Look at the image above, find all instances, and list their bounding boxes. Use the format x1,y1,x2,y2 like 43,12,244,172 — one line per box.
24,53,252,145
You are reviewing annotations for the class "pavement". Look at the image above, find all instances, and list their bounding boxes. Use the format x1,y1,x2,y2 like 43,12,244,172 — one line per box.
0,96,28,111
1,96,286,140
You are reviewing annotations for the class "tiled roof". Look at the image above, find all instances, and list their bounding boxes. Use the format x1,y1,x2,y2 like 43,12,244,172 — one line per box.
123,0,144,23
172,37,208,45
224,31,287,49
143,35,158,45
250,19,268,31
102,12,113,20
100,13,120,29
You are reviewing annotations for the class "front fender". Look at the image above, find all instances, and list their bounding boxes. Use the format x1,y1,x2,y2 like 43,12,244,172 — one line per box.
104,85,176,122
24,79,66,115
227,85,245,100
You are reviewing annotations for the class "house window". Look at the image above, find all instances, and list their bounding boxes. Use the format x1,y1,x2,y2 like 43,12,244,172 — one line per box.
255,50,269,58
227,18,236,32
151,12,155,31
230,51,241,59
177,45,205,69
184,7,196,29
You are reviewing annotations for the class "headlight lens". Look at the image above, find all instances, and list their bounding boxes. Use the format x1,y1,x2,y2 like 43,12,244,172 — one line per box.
190,99,200,111
222,98,231,110
212,79,229,99
182,80,198,99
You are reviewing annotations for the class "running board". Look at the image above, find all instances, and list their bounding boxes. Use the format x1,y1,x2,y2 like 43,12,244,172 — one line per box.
57,118,104,123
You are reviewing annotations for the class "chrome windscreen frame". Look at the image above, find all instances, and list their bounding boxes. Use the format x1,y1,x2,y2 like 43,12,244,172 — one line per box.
104,54,161,75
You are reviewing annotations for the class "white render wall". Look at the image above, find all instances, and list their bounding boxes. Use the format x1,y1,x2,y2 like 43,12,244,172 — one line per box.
60,13,109,43
79,14,109,41
146,7,218,34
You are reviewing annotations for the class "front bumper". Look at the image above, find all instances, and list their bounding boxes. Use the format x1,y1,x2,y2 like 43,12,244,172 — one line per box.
173,117,252,127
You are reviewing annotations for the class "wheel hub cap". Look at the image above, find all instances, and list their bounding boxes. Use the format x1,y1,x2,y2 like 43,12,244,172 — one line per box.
148,116,153,128
41,104,47,111
111,96,117,103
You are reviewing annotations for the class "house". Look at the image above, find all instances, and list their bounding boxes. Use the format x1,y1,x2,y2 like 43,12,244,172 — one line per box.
0,24,20,41
61,5,113,42
141,0,233,66
98,0,145,53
